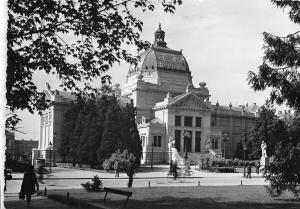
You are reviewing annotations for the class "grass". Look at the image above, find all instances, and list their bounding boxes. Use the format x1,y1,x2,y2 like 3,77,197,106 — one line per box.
48,186,300,209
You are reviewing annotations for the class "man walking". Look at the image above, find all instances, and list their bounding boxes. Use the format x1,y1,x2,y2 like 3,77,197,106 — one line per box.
127,160,135,187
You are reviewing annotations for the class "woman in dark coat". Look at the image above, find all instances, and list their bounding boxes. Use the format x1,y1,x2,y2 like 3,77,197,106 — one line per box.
20,165,39,207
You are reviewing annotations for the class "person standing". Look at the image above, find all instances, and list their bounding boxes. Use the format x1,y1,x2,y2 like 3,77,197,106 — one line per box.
173,161,178,180
256,161,260,174
246,164,252,179
169,160,174,176
126,160,135,187
4,169,7,191
20,165,39,208
114,161,120,177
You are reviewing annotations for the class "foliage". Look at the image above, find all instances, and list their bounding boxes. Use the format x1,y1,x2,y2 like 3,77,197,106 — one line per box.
6,0,182,130
208,167,235,173
211,158,257,168
60,95,142,168
198,154,216,170
247,104,287,159
102,149,136,172
81,175,103,192
234,141,244,159
265,115,300,197
198,153,257,170
248,0,300,111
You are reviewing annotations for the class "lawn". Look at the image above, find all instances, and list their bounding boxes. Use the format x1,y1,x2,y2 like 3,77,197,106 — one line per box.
48,186,300,209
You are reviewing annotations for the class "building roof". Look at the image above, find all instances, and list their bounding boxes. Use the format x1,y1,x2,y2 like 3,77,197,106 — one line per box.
128,25,190,75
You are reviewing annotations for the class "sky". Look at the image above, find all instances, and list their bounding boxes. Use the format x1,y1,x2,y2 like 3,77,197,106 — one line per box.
10,0,299,141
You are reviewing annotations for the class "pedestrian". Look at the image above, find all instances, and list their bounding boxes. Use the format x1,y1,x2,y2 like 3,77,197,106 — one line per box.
256,161,260,174
173,161,179,180
246,164,252,179
126,160,135,187
20,164,39,208
38,165,44,183
4,168,7,191
169,160,174,176
114,161,120,177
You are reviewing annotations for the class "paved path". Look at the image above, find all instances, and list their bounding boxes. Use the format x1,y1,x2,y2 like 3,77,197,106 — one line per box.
4,165,268,193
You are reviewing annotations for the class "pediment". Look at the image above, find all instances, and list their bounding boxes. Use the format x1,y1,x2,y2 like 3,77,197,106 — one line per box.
169,93,209,110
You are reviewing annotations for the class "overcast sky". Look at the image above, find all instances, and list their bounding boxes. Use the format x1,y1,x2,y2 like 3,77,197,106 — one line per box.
12,0,299,141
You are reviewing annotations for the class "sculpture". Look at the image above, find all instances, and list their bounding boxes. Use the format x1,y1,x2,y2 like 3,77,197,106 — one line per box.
261,141,267,157
168,137,184,165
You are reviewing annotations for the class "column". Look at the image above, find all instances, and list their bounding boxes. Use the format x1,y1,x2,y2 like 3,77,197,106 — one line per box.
192,130,195,152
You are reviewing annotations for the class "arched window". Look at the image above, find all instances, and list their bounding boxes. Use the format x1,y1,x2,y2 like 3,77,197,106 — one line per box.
211,137,218,149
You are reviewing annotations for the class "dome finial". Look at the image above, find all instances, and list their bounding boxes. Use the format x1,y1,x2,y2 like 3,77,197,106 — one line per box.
153,23,167,47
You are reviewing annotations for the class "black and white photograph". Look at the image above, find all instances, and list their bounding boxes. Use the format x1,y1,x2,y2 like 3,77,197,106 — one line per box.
2,0,300,208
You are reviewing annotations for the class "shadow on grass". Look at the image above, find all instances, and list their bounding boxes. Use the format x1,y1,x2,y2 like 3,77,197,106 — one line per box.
125,197,300,209
49,193,300,209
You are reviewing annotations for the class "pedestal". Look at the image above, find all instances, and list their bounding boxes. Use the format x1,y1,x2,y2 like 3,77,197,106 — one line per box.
260,156,269,170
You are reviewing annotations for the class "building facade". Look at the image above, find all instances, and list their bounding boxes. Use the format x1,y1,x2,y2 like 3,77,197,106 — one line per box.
35,25,259,164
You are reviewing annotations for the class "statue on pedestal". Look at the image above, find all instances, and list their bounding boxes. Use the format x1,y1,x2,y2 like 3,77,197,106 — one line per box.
168,137,184,165
261,141,267,157
260,141,269,173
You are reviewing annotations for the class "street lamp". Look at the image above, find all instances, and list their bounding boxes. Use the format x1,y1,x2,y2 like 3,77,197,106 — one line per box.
151,143,154,168
183,130,190,163
243,142,248,178
48,141,52,173
223,134,229,159
53,133,56,166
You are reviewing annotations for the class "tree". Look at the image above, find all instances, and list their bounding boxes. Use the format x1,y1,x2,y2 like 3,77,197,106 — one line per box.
248,1,300,111
97,97,123,162
266,115,300,197
122,100,142,166
6,0,182,130
60,96,85,159
247,104,287,159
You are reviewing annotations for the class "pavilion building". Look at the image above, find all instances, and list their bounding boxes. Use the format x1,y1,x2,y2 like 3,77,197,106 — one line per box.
34,25,259,165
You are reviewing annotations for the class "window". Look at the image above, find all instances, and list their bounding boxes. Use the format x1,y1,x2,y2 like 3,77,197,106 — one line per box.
153,136,161,147
140,136,146,147
195,131,201,152
196,117,202,127
211,137,218,149
174,130,181,151
175,116,181,126
184,116,193,127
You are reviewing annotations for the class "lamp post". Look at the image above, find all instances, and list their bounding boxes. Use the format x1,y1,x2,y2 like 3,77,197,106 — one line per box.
183,130,190,163
53,133,56,166
48,141,52,173
223,134,229,159
243,142,247,178
151,143,154,168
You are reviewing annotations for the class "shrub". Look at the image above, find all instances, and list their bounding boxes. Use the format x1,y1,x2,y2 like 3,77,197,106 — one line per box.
198,154,216,170
209,167,235,173
103,149,136,172
198,155,258,170
81,175,103,192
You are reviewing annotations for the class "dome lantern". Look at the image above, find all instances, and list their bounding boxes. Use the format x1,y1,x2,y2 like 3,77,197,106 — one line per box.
153,23,167,47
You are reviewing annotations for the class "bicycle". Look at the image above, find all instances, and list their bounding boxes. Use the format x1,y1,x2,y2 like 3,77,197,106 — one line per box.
167,166,194,183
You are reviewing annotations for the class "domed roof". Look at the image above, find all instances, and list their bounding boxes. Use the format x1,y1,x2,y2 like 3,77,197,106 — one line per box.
128,25,190,75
